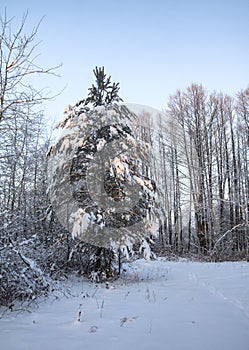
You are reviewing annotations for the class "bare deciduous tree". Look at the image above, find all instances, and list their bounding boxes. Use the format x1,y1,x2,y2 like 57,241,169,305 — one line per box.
0,10,60,124
0,11,61,305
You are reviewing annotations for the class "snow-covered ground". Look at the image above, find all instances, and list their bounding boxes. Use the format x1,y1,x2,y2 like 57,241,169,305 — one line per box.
1,259,249,350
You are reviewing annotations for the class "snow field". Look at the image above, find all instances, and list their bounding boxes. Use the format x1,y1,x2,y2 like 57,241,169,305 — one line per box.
1,259,249,350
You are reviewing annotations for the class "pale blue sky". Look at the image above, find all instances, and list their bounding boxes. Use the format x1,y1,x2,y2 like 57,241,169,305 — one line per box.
1,0,249,122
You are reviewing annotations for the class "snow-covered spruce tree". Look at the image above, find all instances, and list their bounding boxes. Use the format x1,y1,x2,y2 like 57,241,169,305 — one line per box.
47,67,158,281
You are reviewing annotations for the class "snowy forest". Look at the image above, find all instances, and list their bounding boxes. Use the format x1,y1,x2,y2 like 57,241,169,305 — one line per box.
0,13,248,307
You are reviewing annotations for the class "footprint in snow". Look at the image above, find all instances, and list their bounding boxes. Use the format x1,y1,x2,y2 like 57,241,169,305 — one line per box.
89,325,98,333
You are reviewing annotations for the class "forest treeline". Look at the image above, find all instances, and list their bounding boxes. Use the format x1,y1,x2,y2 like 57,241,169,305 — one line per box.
138,84,248,260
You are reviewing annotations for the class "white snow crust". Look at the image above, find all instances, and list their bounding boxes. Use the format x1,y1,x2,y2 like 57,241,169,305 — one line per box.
1,259,249,350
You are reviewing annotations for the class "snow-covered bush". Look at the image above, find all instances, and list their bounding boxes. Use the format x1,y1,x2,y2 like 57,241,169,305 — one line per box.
0,236,50,306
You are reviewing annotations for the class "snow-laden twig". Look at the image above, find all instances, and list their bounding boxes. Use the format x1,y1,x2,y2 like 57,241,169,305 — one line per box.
211,223,246,256
120,316,138,326
100,300,104,318
76,304,82,322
